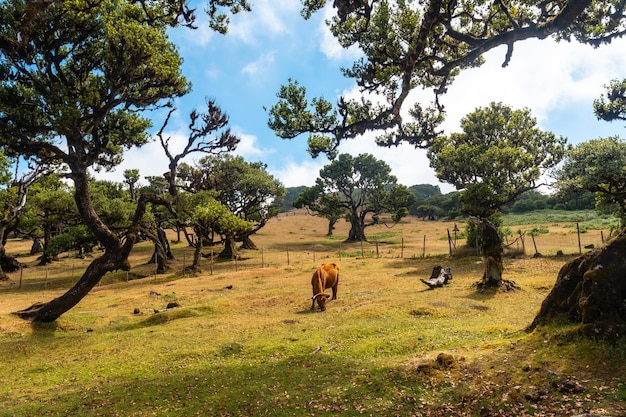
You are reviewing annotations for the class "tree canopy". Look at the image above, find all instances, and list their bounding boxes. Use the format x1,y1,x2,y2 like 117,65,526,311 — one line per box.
300,153,415,241
428,102,567,218
183,154,285,250
268,0,626,157
594,78,626,122
428,102,566,287
1,0,195,321
555,136,626,227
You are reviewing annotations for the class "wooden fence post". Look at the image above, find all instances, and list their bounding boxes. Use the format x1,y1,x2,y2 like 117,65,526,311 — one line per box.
576,223,582,254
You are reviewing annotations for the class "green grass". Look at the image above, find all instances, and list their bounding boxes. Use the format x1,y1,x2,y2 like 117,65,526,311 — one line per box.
1,214,625,416
502,209,620,229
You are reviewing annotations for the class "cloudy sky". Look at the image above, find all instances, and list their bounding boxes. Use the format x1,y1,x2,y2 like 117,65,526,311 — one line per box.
98,0,626,194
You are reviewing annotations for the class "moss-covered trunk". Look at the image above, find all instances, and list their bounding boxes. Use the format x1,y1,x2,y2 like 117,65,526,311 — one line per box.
528,228,626,338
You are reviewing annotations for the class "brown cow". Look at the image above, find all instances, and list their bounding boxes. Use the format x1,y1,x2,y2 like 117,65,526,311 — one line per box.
311,262,339,311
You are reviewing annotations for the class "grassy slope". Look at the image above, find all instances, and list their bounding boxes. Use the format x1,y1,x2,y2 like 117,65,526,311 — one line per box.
0,211,624,416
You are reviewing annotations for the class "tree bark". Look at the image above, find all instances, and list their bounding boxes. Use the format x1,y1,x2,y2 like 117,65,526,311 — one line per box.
471,217,518,290
147,226,173,274
190,225,203,271
30,237,43,255
528,228,626,338
219,236,239,259
13,247,131,321
0,225,25,277
326,219,337,236
346,212,366,242
239,234,257,250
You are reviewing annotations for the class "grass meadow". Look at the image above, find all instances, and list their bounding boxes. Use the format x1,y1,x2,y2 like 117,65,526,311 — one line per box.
0,210,624,416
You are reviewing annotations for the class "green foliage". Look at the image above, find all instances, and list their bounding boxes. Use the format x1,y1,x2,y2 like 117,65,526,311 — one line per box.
273,0,620,156
299,153,413,240
191,154,285,224
0,0,189,169
555,136,626,227
594,78,626,121
46,225,95,257
266,79,339,158
429,102,566,218
206,0,252,34
183,155,284,246
194,198,253,239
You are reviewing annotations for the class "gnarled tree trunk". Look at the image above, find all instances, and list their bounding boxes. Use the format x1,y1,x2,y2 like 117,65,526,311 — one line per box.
12,173,156,322
239,234,258,250
13,247,132,321
219,236,239,259
471,217,519,291
346,212,366,242
528,228,626,338
147,226,173,274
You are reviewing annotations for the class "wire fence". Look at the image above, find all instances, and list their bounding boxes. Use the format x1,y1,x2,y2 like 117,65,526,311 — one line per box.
4,222,611,293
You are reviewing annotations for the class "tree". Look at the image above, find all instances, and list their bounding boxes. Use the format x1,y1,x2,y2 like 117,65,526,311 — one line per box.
1,0,195,322
303,153,414,242
594,79,626,122
24,178,78,265
192,198,253,265
148,100,240,271
123,169,141,201
0,158,48,276
293,180,346,236
186,154,285,252
555,137,626,227
268,0,625,158
428,102,566,288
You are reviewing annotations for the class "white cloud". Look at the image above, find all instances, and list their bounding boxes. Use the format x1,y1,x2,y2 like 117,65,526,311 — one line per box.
241,52,276,76
318,6,362,61
231,129,271,159
228,0,300,44
439,37,626,132
269,158,327,188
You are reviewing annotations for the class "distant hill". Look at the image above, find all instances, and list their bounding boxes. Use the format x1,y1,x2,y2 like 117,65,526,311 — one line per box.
277,186,306,212
281,185,597,218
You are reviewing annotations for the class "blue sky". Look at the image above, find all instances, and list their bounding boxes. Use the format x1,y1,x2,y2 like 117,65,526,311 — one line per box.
98,0,626,194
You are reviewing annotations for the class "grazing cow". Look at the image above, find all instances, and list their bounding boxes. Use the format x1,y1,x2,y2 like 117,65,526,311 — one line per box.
311,262,339,311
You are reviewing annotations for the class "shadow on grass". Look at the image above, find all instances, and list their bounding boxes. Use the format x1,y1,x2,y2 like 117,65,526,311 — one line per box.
3,352,425,417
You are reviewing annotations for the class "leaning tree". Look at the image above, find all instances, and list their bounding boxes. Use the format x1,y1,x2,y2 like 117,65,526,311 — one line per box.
0,0,238,322
428,102,566,288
